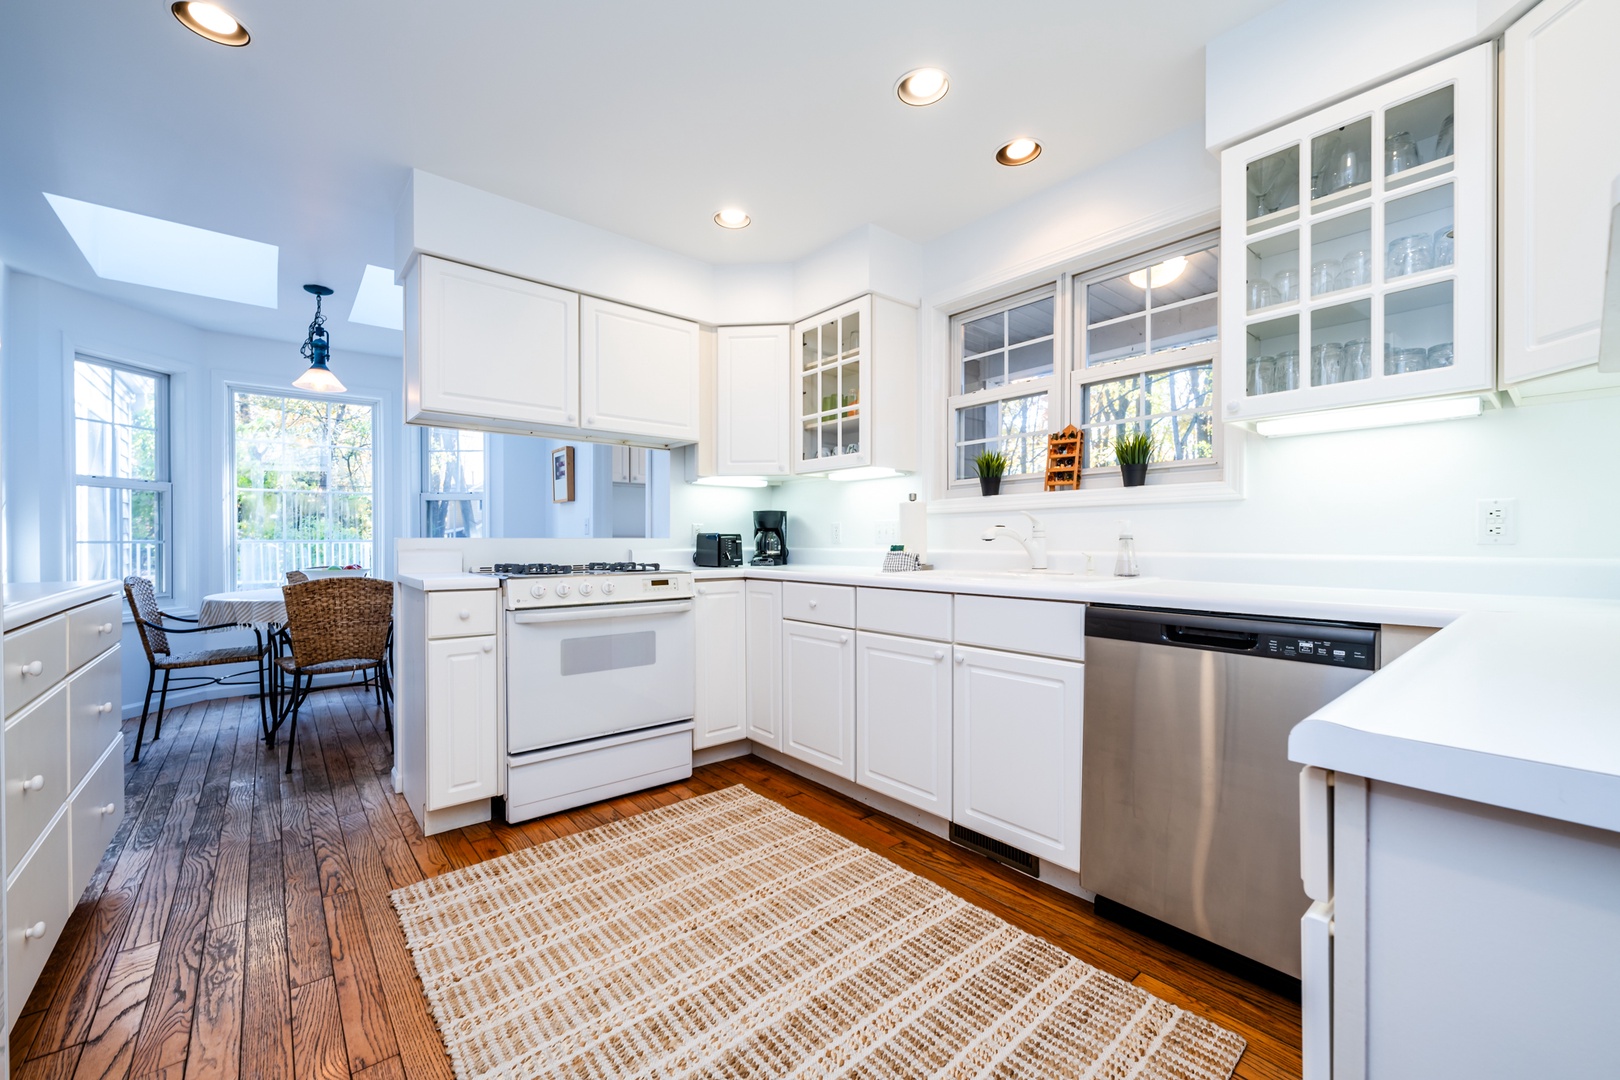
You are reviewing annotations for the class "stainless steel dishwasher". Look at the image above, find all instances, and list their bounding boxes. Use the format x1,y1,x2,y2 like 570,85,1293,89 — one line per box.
1081,605,1377,978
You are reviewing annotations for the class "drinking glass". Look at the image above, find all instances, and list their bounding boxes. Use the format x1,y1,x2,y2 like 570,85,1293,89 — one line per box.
1388,348,1428,375
1310,259,1340,296
1311,342,1345,386
1313,135,1340,198
1386,131,1421,174
1339,249,1372,288
1435,114,1455,159
1426,342,1454,369
1334,146,1363,191
1386,234,1433,278
1275,349,1300,390
1247,279,1279,311
1248,356,1270,396
1273,268,1301,304
1342,338,1372,381
1433,227,1455,267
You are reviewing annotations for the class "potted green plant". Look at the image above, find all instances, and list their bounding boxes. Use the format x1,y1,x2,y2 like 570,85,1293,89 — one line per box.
1115,430,1154,487
972,449,1010,496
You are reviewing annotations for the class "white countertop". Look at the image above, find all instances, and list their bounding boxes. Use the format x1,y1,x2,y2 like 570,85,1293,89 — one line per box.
1290,606,1620,833
394,572,500,592
3,580,122,631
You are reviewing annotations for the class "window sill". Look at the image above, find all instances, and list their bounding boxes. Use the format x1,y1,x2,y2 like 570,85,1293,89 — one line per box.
933,474,1243,513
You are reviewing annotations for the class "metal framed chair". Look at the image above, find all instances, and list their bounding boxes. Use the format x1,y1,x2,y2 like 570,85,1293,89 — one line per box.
270,578,394,773
123,576,268,762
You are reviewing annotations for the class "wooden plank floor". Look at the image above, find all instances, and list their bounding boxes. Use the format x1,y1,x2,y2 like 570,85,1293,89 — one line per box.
10,688,1301,1079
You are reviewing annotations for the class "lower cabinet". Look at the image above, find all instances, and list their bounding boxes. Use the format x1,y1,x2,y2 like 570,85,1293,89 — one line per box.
6,812,69,1032
952,645,1084,872
425,634,500,809
781,619,856,781
856,631,951,816
744,580,783,749
694,580,747,749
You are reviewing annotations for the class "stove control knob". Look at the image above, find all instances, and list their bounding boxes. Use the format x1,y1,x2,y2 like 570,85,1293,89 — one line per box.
579,582,594,596
555,583,571,598
601,582,616,595
529,583,547,598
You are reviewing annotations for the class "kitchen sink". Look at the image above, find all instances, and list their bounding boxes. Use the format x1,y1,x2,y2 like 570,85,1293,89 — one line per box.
941,570,1153,586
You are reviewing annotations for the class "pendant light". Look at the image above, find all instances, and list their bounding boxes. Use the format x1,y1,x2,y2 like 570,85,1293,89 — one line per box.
293,284,345,393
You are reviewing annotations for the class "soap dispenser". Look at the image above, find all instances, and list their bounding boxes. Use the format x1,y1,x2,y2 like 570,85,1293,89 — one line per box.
1114,520,1139,578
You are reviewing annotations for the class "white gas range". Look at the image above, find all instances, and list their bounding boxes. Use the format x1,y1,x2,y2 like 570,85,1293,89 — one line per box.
476,561,696,822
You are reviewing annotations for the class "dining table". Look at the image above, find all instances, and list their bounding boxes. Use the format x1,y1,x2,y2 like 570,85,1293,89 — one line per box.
198,587,288,630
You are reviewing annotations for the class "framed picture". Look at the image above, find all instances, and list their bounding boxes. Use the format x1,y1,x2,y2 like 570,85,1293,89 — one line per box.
552,446,575,503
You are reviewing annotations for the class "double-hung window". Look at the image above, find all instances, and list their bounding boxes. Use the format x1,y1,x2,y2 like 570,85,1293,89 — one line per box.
73,357,171,592
948,289,1056,482
421,427,487,538
232,390,374,586
1075,237,1220,471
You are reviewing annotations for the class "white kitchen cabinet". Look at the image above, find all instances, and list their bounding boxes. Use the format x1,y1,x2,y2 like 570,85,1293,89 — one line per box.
693,580,747,749
744,580,783,749
856,631,951,816
792,294,917,475
405,255,579,430
952,644,1083,872
1220,44,1495,424
611,445,648,484
580,296,700,444
1499,0,1620,402
715,325,791,476
781,619,856,781
425,634,500,809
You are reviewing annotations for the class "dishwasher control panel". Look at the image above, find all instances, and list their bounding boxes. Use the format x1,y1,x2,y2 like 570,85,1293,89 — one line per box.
1260,634,1374,669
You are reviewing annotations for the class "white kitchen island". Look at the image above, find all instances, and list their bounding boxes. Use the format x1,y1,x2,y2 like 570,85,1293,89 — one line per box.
1289,606,1620,1079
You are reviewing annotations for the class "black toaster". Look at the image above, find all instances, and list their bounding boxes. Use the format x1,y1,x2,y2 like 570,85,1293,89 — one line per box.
694,532,743,567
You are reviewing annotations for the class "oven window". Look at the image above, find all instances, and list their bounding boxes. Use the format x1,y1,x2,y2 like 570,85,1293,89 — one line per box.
560,631,657,675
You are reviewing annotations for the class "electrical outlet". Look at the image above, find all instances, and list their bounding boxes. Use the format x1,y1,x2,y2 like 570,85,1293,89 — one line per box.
691,522,706,540
830,522,843,545
1476,498,1518,545
874,521,899,546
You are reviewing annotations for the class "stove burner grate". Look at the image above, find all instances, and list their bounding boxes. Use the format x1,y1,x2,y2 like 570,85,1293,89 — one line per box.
484,561,663,577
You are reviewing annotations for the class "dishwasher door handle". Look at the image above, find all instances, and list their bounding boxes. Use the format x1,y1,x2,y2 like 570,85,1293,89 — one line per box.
1162,624,1260,652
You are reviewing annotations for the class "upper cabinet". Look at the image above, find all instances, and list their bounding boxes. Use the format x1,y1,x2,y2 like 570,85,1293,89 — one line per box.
715,325,791,476
1500,0,1620,402
792,294,917,475
1220,44,1495,423
403,255,701,447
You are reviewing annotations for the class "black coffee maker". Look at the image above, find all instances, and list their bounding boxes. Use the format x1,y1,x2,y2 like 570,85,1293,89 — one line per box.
752,510,788,566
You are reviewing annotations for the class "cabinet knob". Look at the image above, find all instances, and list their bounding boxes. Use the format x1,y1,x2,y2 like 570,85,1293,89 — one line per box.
808,600,818,609
98,622,114,634
955,655,965,665
21,660,43,676
96,702,113,715
933,650,945,661
697,585,707,595
840,634,849,644
586,416,595,425
22,775,45,793
458,610,471,620
23,921,46,941
482,643,494,653
566,413,575,422
100,803,118,816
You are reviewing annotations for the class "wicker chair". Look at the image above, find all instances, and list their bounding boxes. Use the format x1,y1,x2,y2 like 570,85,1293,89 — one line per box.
272,578,394,773
123,576,269,762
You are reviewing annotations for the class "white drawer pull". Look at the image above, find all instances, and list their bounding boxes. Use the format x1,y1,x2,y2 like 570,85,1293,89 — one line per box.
697,585,707,595
458,610,471,620
96,702,114,715
98,622,115,634
20,660,43,677
839,634,849,644
21,775,45,793
955,655,965,665
100,803,118,815
23,921,46,940
482,643,494,653
933,650,945,661
808,600,818,609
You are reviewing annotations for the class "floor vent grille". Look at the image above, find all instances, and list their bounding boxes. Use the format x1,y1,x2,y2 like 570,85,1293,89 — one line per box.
949,824,1039,878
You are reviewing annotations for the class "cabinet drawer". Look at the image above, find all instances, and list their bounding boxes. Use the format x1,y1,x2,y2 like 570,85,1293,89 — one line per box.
68,594,123,670
69,646,123,790
953,595,1085,661
4,614,68,718
782,582,855,627
70,735,124,902
857,588,951,641
6,811,71,1033
427,591,499,638
5,684,69,876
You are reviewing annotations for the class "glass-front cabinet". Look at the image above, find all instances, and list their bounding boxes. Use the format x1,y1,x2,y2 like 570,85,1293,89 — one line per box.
1220,42,1494,423
796,296,869,471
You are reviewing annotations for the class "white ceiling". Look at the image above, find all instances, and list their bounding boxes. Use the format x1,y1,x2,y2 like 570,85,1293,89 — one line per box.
0,1,1281,356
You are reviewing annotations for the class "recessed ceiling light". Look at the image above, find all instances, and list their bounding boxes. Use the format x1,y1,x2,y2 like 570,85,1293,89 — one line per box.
895,67,950,107
171,2,250,46
996,138,1042,167
1128,256,1189,289
348,264,404,330
714,208,751,229
44,192,278,307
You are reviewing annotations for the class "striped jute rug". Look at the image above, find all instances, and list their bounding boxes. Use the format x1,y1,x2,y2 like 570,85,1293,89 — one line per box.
391,786,1246,1079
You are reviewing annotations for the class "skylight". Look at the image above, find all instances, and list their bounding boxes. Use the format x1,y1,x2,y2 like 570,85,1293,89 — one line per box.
45,193,279,308
348,264,404,330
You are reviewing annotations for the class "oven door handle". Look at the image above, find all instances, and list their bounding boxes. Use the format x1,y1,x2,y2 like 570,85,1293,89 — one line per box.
510,601,693,624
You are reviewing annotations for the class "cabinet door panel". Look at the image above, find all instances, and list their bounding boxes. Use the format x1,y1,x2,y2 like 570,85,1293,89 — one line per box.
694,581,747,749
717,325,790,475
580,297,700,442
952,645,1082,871
745,581,783,749
415,256,578,427
68,646,122,790
781,620,855,780
856,632,950,815
426,635,499,809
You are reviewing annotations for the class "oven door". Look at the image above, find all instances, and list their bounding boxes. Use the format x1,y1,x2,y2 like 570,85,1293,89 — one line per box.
505,600,695,754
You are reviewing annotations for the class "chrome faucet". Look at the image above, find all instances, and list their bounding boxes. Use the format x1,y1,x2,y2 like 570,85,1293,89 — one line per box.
981,511,1048,570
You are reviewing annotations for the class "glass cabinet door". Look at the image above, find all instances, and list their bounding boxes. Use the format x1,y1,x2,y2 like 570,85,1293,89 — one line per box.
796,299,867,470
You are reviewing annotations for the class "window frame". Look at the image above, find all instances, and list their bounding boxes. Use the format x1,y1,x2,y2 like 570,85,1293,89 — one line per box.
946,283,1059,488
418,426,489,538
71,354,174,595
227,385,379,588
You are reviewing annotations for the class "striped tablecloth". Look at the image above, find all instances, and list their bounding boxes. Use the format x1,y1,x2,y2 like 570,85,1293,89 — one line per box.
199,588,287,629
